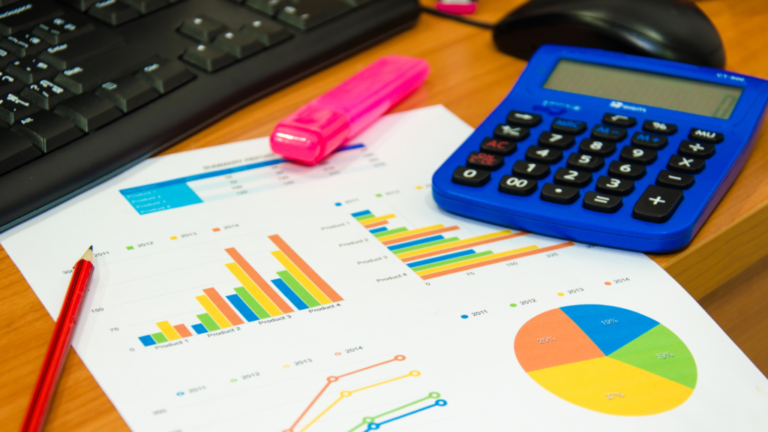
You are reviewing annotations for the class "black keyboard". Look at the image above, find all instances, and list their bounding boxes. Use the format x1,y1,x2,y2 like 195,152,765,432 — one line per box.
0,0,420,231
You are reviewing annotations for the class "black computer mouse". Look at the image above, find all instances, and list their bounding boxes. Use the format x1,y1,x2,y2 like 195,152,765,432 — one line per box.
493,0,725,68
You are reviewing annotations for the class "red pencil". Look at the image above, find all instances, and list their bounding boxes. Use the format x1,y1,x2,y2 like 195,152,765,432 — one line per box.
20,247,95,432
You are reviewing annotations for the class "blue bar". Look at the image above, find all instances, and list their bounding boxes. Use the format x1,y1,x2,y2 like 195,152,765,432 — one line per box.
388,235,445,251
351,210,372,218
407,250,477,268
192,324,208,335
271,278,308,310
226,294,259,322
369,226,388,234
139,335,156,347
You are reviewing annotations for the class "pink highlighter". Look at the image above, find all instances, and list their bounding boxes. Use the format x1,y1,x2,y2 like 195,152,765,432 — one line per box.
270,55,430,165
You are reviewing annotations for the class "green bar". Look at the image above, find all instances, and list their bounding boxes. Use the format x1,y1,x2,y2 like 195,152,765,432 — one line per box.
394,237,460,255
411,250,494,272
151,332,168,343
355,214,375,221
233,287,271,319
126,246,134,250
277,271,321,308
374,227,407,238
197,313,221,331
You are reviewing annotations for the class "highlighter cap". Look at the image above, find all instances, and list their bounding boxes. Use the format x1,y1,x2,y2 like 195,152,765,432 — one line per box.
270,106,351,165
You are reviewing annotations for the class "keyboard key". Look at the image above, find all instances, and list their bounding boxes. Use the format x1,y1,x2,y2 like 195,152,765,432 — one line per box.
277,0,352,30
452,165,490,187
643,120,677,135
245,0,287,16
88,0,140,26
583,192,622,213
0,92,36,123
608,160,645,180
0,70,24,93
0,1,62,36
467,151,503,171
240,19,292,46
591,124,626,141
95,75,158,112
20,78,72,109
525,145,561,164
181,43,236,73
121,0,169,14
667,154,705,174
541,183,579,204
39,29,123,70
551,117,586,135
631,131,667,149
619,146,656,165
538,131,573,149
689,128,724,143
213,31,263,59
53,92,121,131
32,14,95,44
0,127,39,174
54,44,152,93
480,137,515,156
512,160,549,179
656,170,694,190
6,58,55,83
566,153,603,172
499,175,537,196
135,58,194,94
0,47,16,68
632,185,683,223
554,167,591,188
678,140,715,159
506,110,541,127
179,15,227,43
0,32,48,57
602,113,635,127
493,123,528,141
58,0,100,12
579,138,614,156
595,176,634,196
11,109,82,152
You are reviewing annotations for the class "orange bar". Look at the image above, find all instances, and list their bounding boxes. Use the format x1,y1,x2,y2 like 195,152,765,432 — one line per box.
173,324,193,338
382,226,460,246
268,235,344,302
225,248,294,313
401,232,530,263
363,220,388,229
422,242,575,280
203,288,245,325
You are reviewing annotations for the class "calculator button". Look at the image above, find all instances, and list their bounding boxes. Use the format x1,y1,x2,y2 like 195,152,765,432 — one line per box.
608,160,645,180
551,118,586,135
579,139,615,156
602,113,636,128
467,151,504,171
554,168,592,188
541,183,579,204
689,128,724,143
620,146,657,165
643,120,677,135
596,176,635,196
538,131,574,149
507,110,541,127
591,125,627,142
494,123,529,141
583,192,622,213
512,160,550,179
632,185,683,223
678,140,715,159
566,153,603,172
452,166,490,187
525,146,562,164
667,155,705,174
480,137,516,156
656,170,695,190
499,175,537,196
631,132,668,149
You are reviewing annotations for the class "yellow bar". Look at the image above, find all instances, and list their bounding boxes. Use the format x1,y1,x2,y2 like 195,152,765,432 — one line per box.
398,230,514,259
376,224,444,240
155,321,181,341
225,262,282,316
360,214,396,225
271,250,332,304
417,245,539,276
196,295,232,328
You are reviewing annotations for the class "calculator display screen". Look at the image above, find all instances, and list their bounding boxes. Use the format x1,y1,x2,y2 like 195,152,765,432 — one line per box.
543,60,742,119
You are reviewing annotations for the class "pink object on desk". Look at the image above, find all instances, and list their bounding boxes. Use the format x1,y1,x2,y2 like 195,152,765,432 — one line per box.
436,0,477,15
270,55,430,165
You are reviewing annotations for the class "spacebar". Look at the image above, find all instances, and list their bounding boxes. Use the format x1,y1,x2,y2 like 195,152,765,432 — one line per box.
54,45,155,94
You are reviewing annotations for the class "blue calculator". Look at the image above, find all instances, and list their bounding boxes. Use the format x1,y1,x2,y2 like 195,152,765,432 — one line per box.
432,45,768,252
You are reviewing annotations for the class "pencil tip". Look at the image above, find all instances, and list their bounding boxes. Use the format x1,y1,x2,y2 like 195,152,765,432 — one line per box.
81,246,94,262
89,245,93,250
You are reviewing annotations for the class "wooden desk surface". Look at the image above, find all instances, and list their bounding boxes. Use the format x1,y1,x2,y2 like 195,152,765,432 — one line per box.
2,1,767,430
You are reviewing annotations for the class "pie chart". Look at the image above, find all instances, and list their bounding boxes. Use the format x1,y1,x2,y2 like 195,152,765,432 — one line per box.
515,305,697,416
